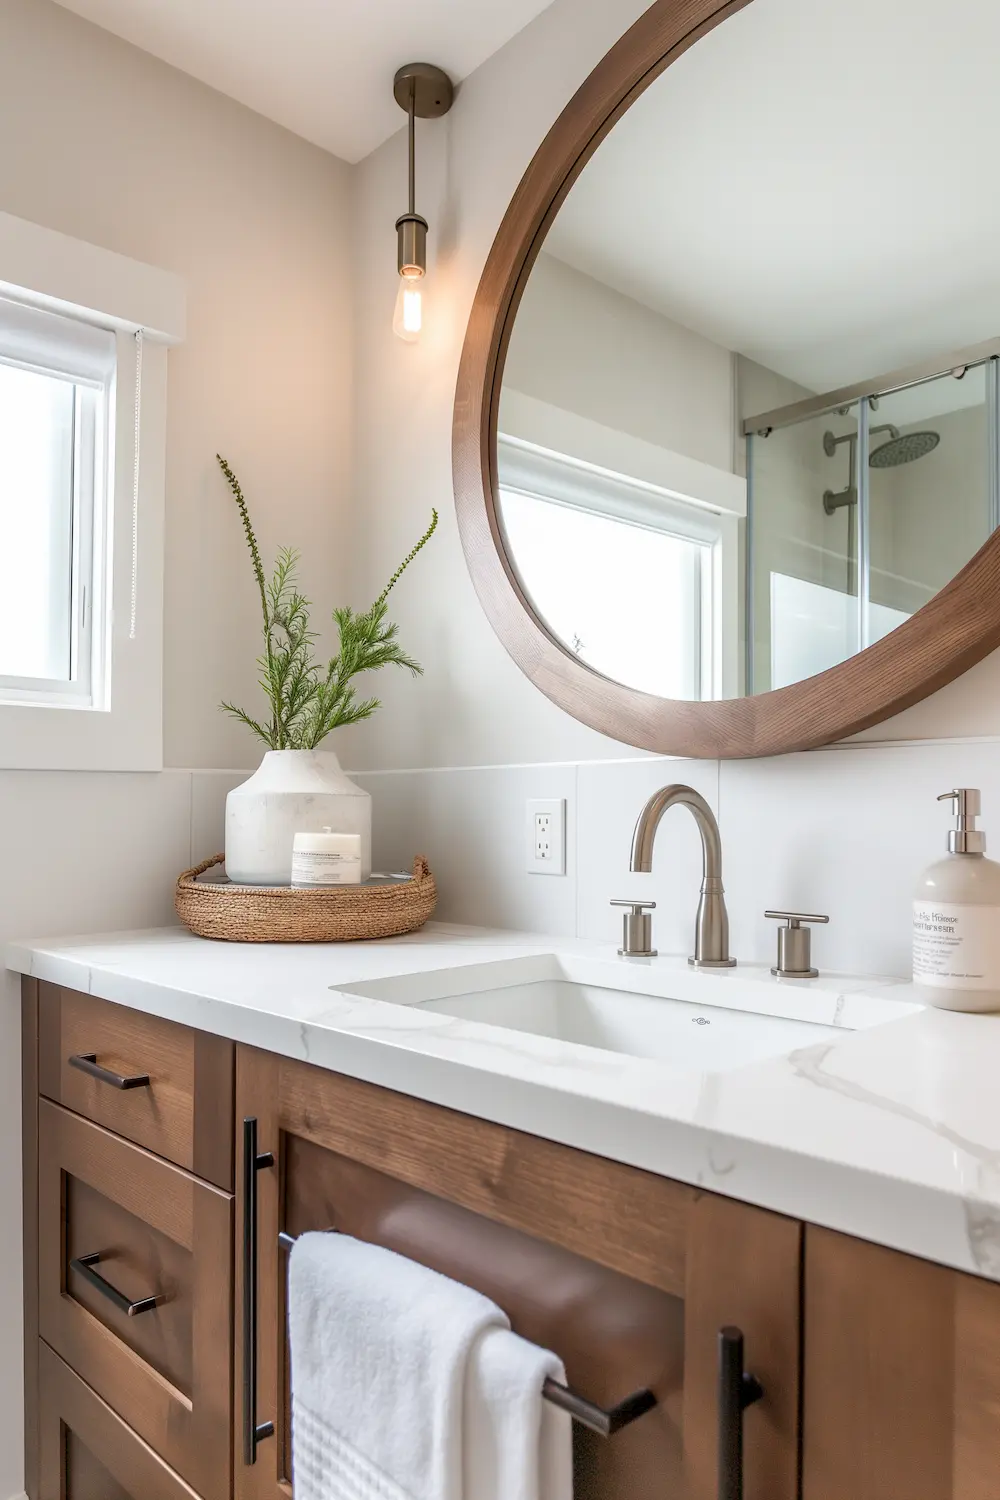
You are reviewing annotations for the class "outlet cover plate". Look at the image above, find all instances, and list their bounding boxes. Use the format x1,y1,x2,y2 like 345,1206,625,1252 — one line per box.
527,798,566,875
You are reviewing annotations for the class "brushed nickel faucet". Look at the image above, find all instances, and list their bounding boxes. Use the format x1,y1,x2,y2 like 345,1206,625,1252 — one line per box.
617,783,736,967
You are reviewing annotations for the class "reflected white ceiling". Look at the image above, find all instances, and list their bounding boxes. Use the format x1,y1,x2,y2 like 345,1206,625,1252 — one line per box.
51,0,557,162
544,0,1000,395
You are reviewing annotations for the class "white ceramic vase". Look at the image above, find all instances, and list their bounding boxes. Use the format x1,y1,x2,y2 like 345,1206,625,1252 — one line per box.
225,749,372,886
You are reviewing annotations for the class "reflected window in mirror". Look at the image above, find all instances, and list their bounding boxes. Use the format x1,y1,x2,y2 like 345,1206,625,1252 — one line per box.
497,431,743,700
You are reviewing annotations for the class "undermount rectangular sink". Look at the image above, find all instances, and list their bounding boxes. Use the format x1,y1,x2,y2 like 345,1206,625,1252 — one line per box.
339,953,918,1074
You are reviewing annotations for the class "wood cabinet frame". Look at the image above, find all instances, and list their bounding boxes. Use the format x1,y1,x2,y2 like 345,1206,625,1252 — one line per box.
234,1045,801,1500
451,0,1000,758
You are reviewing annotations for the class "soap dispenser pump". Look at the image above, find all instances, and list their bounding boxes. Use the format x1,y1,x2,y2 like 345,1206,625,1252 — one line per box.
913,788,1000,1012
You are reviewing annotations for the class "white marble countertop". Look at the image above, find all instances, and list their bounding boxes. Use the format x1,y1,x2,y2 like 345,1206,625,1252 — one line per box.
8,922,1000,1281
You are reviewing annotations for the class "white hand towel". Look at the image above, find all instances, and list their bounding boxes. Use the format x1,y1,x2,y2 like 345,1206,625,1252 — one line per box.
464,1326,574,1500
288,1232,509,1500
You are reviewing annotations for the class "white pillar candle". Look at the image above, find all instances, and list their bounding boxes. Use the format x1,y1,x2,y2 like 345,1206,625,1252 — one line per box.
290,828,362,888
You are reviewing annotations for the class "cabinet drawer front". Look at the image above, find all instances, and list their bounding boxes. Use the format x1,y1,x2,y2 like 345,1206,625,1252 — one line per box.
38,1341,202,1500
39,1100,232,1500
38,983,233,1188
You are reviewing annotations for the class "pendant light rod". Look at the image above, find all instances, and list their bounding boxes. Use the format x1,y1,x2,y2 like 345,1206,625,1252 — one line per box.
408,83,416,217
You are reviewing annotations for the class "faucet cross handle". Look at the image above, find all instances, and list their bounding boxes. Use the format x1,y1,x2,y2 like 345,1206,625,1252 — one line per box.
611,899,657,959
765,911,829,979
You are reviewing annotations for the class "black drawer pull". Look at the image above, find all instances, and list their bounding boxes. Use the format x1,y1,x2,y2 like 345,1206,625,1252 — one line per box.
69,1052,150,1090
718,1326,764,1500
70,1253,163,1317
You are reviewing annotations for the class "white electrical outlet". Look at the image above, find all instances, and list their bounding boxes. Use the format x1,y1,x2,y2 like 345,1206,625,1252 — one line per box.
526,798,566,875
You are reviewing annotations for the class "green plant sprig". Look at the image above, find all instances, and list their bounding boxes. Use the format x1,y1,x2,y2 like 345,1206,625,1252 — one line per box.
217,455,437,751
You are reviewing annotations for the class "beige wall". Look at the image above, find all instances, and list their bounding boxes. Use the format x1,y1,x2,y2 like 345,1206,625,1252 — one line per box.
0,0,354,771
504,250,735,469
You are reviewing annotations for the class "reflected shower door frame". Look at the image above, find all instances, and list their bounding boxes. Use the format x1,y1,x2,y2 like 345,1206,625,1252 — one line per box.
745,352,1000,693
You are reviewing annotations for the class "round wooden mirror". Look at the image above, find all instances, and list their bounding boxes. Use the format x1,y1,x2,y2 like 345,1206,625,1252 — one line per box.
453,0,1000,759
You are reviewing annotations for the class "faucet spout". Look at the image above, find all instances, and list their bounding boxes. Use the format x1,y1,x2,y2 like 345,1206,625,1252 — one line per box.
629,784,735,968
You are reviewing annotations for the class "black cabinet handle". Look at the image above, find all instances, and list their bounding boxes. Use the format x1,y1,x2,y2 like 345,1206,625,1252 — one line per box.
70,1252,163,1316
242,1117,275,1467
718,1326,764,1500
69,1052,150,1090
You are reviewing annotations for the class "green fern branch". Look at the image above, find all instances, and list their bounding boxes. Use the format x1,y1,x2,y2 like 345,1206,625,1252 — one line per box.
217,456,435,751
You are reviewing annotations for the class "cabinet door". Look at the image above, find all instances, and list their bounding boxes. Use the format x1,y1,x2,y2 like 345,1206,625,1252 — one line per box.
38,1342,201,1500
235,1045,801,1500
803,1227,1000,1500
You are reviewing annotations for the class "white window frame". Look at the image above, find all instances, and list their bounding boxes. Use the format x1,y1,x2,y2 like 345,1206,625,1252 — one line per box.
498,431,742,701
0,297,115,709
0,211,185,771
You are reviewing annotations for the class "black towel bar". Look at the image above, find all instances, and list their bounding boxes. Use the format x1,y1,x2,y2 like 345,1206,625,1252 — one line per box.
277,1228,657,1438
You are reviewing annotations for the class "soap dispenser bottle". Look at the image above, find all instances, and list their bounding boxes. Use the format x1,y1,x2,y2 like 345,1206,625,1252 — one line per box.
913,788,1000,1012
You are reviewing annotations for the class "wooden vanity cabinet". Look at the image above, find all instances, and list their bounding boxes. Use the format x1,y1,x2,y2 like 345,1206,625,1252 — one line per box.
234,1046,802,1500
802,1226,1000,1500
23,977,1000,1500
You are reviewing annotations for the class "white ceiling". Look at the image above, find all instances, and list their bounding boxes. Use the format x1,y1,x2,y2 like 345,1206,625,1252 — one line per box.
544,0,1000,396
51,0,557,162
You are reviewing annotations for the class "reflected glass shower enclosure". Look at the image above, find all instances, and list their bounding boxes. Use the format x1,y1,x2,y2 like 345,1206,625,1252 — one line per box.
744,354,1000,695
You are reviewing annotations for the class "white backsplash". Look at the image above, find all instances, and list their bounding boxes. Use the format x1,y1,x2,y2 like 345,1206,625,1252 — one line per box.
343,739,1000,980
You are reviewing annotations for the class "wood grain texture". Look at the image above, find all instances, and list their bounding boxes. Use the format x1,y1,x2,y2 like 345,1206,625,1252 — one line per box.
39,983,195,1172
452,0,1000,759
65,1174,193,1396
236,1043,801,1500
22,978,39,1500
38,1101,232,1500
38,984,234,1189
38,1342,202,1500
193,1029,235,1190
278,1052,692,1293
684,1193,801,1500
803,1226,1000,1499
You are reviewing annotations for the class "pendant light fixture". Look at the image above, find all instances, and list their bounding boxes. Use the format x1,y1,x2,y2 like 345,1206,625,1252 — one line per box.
392,63,454,342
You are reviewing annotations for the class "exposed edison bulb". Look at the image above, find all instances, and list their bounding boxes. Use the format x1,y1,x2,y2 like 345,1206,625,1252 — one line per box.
393,271,424,342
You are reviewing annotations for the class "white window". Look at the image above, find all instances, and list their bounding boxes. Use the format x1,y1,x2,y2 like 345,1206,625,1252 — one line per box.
497,435,740,700
0,298,114,708
0,210,185,770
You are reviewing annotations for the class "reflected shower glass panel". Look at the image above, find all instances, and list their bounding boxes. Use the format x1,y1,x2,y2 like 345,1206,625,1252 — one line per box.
748,402,860,693
868,368,991,635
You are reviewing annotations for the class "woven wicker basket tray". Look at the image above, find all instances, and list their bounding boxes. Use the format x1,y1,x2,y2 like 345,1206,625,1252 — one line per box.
175,854,437,943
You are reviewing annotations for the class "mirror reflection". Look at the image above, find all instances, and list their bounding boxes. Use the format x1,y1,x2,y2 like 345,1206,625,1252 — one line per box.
497,0,1000,701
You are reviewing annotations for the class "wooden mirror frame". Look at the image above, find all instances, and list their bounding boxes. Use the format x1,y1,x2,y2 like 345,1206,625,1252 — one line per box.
452,0,1000,759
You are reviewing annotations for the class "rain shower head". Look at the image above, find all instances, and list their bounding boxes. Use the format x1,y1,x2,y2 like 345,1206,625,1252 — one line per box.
869,430,940,468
